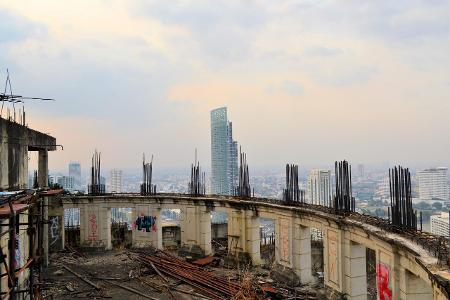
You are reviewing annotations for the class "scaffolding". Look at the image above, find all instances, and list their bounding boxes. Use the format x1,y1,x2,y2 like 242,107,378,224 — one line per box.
0,189,62,299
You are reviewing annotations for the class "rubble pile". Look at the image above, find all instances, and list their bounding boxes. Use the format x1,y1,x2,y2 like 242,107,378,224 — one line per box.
132,249,243,299
44,247,323,299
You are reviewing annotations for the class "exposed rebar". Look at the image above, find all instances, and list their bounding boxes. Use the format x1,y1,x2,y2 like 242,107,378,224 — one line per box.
88,150,105,195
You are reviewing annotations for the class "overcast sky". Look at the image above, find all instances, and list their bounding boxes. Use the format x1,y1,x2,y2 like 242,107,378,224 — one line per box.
1,1,449,172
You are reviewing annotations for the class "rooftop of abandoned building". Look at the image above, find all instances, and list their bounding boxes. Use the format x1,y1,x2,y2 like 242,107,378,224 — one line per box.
43,247,327,300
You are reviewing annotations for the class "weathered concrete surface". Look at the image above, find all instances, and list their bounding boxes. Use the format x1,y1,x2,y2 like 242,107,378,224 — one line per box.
59,194,450,300
0,117,56,190
270,263,301,286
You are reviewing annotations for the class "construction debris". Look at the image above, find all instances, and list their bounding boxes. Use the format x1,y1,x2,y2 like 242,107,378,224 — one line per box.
62,265,100,290
45,247,324,300
132,249,242,299
192,256,221,267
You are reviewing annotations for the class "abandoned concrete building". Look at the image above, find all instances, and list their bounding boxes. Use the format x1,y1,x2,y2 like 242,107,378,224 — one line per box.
0,115,60,299
1,114,450,299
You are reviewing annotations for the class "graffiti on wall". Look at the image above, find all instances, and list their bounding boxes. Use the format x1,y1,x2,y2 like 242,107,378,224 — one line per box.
133,214,157,232
327,230,339,284
15,234,24,271
279,218,290,261
50,216,60,246
89,213,98,241
376,263,392,300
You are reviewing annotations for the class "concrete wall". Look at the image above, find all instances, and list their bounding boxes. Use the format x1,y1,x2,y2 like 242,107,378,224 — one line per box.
0,117,56,190
60,195,450,300
0,212,31,294
211,223,228,239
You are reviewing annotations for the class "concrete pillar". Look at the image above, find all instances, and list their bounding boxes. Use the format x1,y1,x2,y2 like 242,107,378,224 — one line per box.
38,149,49,264
80,203,111,249
43,197,49,267
38,149,48,188
292,224,312,283
227,209,260,265
199,207,212,255
276,217,291,266
244,210,260,265
132,205,162,249
343,240,367,300
180,206,211,255
399,269,432,300
48,200,65,252
375,250,396,300
324,228,343,293
228,209,244,255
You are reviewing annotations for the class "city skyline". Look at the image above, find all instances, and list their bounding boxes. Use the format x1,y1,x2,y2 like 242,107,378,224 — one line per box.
1,1,449,171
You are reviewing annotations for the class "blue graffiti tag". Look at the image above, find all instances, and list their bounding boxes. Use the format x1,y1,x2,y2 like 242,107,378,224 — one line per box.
134,215,157,232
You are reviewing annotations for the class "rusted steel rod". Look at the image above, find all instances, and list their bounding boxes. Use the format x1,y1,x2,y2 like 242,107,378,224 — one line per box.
132,250,240,299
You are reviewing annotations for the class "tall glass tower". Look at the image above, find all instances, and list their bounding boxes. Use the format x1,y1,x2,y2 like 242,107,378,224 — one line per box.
69,162,81,191
210,107,238,195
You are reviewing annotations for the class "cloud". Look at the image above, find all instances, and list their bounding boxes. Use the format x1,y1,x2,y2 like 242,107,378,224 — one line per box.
1,1,450,169
265,81,304,96
303,46,343,57
130,1,270,63
0,9,46,44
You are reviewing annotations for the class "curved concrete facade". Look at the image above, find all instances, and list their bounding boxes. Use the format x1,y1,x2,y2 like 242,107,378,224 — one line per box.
59,194,450,300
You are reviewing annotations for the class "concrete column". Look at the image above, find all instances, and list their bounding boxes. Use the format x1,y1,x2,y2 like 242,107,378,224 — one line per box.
132,204,161,249
43,197,49,267
199,207,212,255
38,150,49,262
80,203,111,249
101,205,112,250
375,250,396,300
180,206,195,247
227,209,261,264
38,149,48,188
244,210,260,265
274,217,280,263
324,228,343,292
292,224,312,283
48,200,65,252
180,206,211,255
399,268,432,300
228,209,244,255
343,240,367,300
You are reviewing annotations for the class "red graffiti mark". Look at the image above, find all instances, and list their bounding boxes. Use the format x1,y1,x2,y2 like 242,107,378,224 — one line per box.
377,263,392,300
89,213,97,241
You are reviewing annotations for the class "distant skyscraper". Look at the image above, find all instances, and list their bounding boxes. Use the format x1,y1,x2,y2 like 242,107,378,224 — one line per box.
357,164,364,178
69,162,81,190
110,169,123,193
210,107,238,195
49,175,74,191
307,169,332,205
430,212,449,237
418,167,449,201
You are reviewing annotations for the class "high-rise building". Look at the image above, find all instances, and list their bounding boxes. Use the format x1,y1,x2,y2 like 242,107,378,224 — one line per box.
210,107,238,195
307,169,332,205
69,162,82,191
49,175,74,191
430,212,449,237
357,164,364,178
110,169,123,193
418,167,449,201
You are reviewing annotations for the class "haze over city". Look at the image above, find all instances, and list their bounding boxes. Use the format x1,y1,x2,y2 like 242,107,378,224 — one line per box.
1,1,450,171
